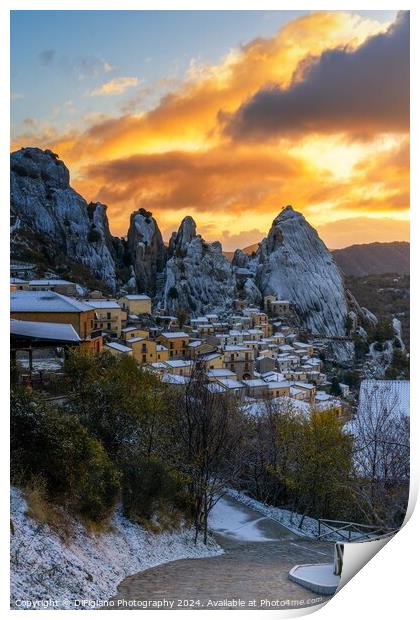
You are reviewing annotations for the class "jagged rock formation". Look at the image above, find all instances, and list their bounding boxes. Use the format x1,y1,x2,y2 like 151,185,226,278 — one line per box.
127,208,166,296
160,216,235,316
11,148,120,290
255,206,349,337
231,248,250,269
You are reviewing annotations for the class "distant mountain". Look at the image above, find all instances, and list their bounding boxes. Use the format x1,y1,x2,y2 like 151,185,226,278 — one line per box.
332,242,409,276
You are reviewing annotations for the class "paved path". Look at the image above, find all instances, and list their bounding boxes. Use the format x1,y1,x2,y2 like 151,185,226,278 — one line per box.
109,495,335,610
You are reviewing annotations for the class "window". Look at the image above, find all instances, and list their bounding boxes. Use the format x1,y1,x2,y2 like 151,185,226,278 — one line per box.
142,354,146,363
107,323,111,330
107,312,111,320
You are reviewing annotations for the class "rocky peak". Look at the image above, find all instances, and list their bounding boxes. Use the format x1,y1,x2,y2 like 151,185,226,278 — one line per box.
11,147,70,189
171,216,197,255
232,248,250,269
127,208,165,296
256,205,350,343
159,217,235,316
10,147,119,291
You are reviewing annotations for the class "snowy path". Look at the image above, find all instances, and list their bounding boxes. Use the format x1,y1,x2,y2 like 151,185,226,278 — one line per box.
109,495,336,610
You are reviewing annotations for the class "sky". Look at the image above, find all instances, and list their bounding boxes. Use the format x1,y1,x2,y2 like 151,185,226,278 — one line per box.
10,10,409,250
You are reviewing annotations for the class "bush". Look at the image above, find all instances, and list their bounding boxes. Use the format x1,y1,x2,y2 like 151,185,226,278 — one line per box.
122,457,188,523
11,388,121,523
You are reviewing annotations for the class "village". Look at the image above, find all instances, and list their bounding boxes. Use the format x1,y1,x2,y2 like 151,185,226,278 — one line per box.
10,268,350,419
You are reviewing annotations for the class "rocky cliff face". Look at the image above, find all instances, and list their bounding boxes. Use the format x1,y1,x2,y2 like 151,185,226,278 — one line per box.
160,216,235,316
127,209,166,296
255,206,349,337
11,148,119,290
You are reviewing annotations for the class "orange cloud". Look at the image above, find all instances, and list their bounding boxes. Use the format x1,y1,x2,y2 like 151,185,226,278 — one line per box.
10,11,408,250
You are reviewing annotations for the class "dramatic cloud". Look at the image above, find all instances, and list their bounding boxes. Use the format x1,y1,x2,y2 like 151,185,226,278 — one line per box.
224,11,409,141
90,77,139,96
11,11,409,248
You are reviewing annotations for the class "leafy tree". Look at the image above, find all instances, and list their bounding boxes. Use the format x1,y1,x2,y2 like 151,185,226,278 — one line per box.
293,410,353,519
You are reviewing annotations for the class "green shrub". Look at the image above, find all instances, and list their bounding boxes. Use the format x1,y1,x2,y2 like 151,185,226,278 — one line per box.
122,457,188,522
11,388,121,523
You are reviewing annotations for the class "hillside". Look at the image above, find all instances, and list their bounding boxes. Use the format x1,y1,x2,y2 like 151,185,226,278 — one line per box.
332,242,409,276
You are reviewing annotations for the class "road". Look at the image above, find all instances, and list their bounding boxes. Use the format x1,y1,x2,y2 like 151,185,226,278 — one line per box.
109,495,335,610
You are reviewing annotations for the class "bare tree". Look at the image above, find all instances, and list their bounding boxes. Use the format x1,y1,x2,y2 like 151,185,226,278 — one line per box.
175,363,246,544
348,381,409,527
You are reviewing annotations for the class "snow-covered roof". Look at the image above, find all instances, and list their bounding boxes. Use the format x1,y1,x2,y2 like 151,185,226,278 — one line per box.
156,344,168,351
122,294,151,300
217,378,245,390
10,319,80,342
121,326,140,333
105,342,133,353
267,381,291,389
199,352,221,361
126,336,146,343
187,340,203,348
85,299,121,309
161,373,190,385
315,392,332,402
242,379,267,388
159,332,189,339
292,381,315,390
224,344,250,352
165,360,193,368
207,368,236,378
290,387,305,396
11,291,93,313
261,371,286,382
28,279,74,286
10,277,27,284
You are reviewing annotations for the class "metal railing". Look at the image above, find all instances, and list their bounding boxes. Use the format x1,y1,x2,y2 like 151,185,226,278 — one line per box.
317,518,396,542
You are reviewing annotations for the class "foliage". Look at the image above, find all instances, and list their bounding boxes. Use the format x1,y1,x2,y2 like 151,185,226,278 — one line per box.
122,456,189,523
385,348,410,379
11,387,120,523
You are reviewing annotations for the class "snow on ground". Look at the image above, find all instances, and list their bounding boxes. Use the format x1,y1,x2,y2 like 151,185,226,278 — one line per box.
226,489,367,542
208,496,276,542
10,487,223,610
